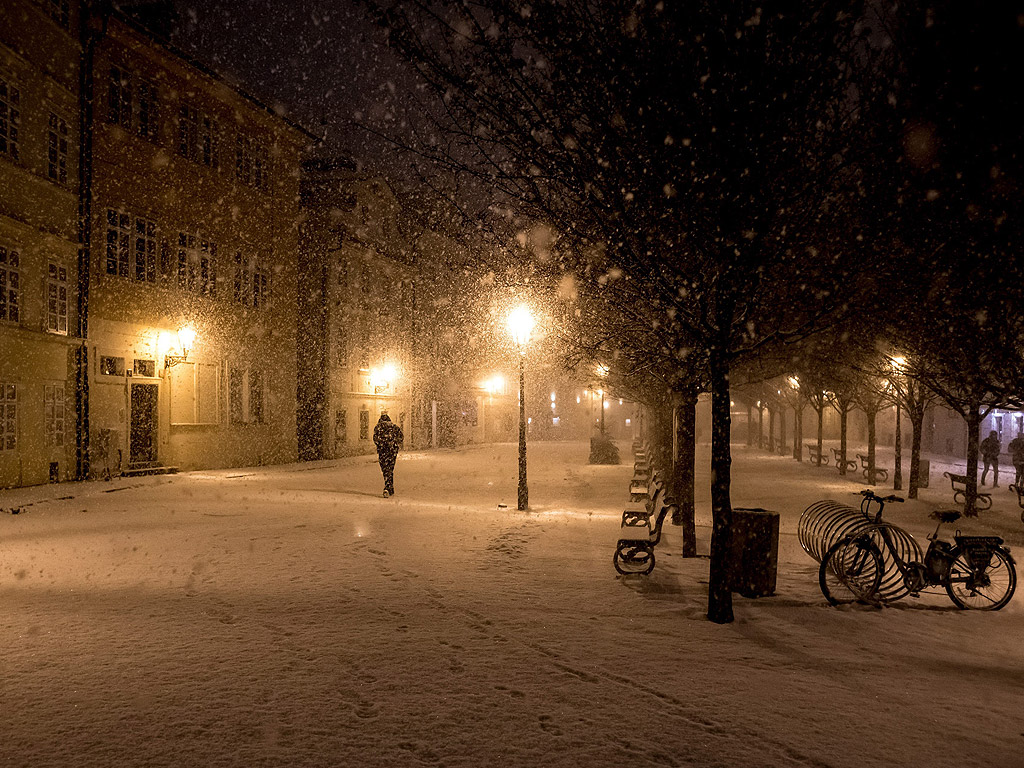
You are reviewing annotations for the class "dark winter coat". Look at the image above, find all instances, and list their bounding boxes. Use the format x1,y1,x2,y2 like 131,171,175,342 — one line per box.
373,415,404,456
1009,436,1024,465
981,435,1001,461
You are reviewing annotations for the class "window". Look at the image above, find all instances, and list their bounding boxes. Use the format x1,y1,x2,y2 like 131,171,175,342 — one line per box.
177,104,197,159
235,134,268,190
169,361,219,425
177,233,217,296
200,240,217,297
201,114,219,168
44,384,65,447
47,113,69,185
105,209,130,276
39,0,70,29
100,356,125,376
335,409,347,442
136,80,159,141
106,210,155,282
0,245,20,323
228,367,263,424
46,263,68,334
0,383,16,451
134,359,156,377
108,67,131,129
232,252,266,307
179,105,218,167
359,409,369,440
249,370,264,424
134,216,157,282
229,367,244,423
0,77,21,161
177,232,196,289
252,261,268,308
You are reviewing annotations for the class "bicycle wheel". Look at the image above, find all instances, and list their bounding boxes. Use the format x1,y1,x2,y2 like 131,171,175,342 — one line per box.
945,547,1017,610
819,536,884,606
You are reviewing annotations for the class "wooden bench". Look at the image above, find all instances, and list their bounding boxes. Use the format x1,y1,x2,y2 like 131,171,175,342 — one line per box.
856,454,889,483
806,444,828,465
943,472,993,511
830,448,857,473
1010,484,1024,524
622,483,666,528
629,469,661,503
613,491,679,575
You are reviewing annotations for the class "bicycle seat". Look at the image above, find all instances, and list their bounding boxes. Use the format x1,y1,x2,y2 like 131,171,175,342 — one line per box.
930,509,962,523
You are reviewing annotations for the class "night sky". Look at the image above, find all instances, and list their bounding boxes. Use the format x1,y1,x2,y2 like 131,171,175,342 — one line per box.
166,0,409,169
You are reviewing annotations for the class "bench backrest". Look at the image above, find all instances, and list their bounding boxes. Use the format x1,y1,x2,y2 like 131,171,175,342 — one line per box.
648,495,679,546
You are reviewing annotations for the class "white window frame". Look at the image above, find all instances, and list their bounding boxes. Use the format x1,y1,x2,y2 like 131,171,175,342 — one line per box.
0,382,17,451
47,112,70,185
46,262,68,334
108,66,132,129
0,75,21,161
44,384,65,447
0,243,21,324
136,79,159,142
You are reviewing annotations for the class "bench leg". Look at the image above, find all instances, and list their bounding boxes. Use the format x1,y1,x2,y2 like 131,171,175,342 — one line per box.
614,541,655,575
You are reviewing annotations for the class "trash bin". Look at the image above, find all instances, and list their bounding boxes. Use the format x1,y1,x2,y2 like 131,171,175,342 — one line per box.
917,459,930,488
729,508,779,598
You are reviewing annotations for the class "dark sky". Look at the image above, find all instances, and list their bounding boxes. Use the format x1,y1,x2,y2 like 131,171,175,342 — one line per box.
166,0,412,170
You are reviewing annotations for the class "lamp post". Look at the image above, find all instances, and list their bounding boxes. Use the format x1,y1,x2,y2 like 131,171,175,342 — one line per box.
891,356,906,491
507,305,534,510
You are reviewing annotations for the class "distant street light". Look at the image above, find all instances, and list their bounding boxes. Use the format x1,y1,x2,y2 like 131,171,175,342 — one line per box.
507,305,534,510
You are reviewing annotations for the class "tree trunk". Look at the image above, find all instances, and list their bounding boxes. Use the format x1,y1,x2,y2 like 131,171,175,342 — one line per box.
867,410,877,484
793,404,802,460
965,402,981,517
707,345,734,625
746,404,754,446
839,408,848,475
757,406,764,449
816,405,824,467
673,390,698,557
768,408,776,452
908,401,925,500
779,408,787,456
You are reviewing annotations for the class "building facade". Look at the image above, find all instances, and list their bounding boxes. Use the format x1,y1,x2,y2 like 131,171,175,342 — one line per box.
82,7,309,475
298,160,414,460
0,0,81,487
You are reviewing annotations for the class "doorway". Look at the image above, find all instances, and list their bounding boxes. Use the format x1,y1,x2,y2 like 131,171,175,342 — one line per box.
130,383,158,465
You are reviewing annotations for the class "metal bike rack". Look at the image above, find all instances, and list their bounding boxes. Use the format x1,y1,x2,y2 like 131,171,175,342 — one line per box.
800,499,924,603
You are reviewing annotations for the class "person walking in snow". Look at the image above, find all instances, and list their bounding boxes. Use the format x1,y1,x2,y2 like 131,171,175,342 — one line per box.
1008,431,1024,489
373,412,403,497
980,430,1001,488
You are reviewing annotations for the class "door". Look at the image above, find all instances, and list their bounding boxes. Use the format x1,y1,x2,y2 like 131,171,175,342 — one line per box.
130,383,158,465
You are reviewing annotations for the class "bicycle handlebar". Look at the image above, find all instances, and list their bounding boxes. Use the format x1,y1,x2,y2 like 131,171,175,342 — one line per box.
858,489,905,504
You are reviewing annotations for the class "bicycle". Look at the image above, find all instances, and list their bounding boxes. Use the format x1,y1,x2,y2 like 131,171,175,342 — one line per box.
819,489,1017,610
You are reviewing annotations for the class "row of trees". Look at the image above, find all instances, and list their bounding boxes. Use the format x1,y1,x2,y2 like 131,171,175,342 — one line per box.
364,1,1024,622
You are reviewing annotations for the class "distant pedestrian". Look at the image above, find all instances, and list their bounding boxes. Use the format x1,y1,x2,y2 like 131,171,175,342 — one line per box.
373,412,404,497
1008,432,1024,489
980,430,1000,487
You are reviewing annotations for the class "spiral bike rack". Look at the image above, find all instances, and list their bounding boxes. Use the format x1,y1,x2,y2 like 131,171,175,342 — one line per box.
800,499,923,603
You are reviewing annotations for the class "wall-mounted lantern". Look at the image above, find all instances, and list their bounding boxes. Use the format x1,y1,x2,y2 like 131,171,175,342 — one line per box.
164,326,197,369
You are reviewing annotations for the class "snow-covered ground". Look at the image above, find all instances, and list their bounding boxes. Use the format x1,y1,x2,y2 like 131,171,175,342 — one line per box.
2,440,1023,768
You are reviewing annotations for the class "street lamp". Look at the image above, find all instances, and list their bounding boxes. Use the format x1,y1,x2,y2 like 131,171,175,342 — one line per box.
891,355,906,491
164,325,197,369
507,305,534,510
